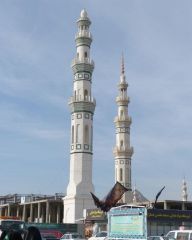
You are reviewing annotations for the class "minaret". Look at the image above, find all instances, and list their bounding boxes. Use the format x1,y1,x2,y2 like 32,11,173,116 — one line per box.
132,185,137,204
113,56,133,203
182,178,188,201
63,9,96,223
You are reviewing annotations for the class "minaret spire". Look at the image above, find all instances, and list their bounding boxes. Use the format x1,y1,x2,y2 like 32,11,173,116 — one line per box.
121,53,125,75
64,10,96,223
113,56,133,203
182,177,188,201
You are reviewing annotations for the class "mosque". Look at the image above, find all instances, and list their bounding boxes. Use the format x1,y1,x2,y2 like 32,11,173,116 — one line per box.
0,10,192,234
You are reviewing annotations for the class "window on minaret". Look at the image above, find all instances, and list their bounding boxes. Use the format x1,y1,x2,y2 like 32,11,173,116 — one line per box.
84,52,87,58
74,90,76,100
120,110,124,118
84,125,89,143
91,125,93,146
76,124,80,143
120,168,123,181
72,125,74,143
120,140,124,148
77,52,79,58
84,89,88,100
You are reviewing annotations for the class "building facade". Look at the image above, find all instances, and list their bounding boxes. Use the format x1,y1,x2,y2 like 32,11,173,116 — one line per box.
0,194,63,223
63,9,96,223
113,56,133,203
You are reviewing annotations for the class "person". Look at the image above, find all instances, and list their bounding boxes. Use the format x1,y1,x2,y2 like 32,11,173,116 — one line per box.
0,231,7,240
0,230,23,240
24,226,42,240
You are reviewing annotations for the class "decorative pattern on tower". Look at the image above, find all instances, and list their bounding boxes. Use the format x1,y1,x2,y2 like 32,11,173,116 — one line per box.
64,9,95,223
113,55,133,203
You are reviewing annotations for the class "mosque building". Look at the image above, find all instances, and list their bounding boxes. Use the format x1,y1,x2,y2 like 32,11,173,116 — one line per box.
0,10,192,234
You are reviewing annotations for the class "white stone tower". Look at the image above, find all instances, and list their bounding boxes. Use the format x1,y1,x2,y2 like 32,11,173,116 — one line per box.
113,56,133,203
63,9,96,223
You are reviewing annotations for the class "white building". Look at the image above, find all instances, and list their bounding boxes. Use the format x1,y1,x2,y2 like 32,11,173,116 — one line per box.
63,9,96,223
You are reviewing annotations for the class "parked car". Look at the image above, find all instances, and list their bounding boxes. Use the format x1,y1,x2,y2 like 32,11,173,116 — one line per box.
88,231,108,240
166,230,192,240
148,236,169,240
60,233,85,240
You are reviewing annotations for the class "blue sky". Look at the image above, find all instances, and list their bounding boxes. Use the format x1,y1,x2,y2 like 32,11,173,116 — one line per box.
0,0,192,201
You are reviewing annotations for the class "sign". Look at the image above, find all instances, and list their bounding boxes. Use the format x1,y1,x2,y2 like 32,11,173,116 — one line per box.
86,209,106,221
147,209,192,222
108,205,147,240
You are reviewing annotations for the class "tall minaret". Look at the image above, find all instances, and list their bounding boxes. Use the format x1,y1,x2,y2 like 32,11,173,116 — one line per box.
63,9,96,223
113,56,133,203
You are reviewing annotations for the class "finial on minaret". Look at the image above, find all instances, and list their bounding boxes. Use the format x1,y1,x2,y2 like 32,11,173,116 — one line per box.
121,53,125,75
182,177,188,201
80,9,88,18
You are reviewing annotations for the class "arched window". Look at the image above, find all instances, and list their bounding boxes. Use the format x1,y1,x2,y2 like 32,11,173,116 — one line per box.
76,124,80,143
120,110,124,118
84,52,88,58
74,90,76,100
77,52,79,58
71,125,74,143
84,125,89,143
120,140,124,147
120,168,123,181
91,125,93,146
84,89,88,100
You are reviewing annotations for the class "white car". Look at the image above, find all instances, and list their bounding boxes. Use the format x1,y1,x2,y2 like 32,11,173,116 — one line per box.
88,231,108,240
147,236,169,240
60,233,85,240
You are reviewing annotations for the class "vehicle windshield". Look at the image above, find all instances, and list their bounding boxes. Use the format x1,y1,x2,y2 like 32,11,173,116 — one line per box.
71,234,82,238
1,221,25,230
96,232,107,237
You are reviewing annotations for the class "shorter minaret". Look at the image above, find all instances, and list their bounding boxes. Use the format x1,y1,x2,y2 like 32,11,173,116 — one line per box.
113,55,133,203
132,185,137,204
182,178,188,201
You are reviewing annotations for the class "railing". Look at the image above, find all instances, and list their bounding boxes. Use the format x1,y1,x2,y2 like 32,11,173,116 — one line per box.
113,146,134,154
71,57,94,66
75,30,92,39
114,116,131,122
0,193,64,204
116,96,129,102
69,96,96,104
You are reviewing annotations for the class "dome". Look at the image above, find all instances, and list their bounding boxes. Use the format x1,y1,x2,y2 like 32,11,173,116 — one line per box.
80,9,88,18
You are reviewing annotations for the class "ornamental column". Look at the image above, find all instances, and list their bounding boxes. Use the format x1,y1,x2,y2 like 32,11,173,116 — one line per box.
113,56,133,203
63,9,95,223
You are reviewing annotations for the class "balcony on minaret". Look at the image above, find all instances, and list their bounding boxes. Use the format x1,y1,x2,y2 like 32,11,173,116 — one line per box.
75,30,92,47
113,146,134,157
69,95,95,103
71,57,94,74
68,95,96,114
71,57,94,66
75,30,92,39
114,115,132,125
116,95,129,105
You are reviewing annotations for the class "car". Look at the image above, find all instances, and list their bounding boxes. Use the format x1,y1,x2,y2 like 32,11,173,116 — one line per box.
148,236,169,240
166,230,192,240
60,233,85,240
88,231,108,240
